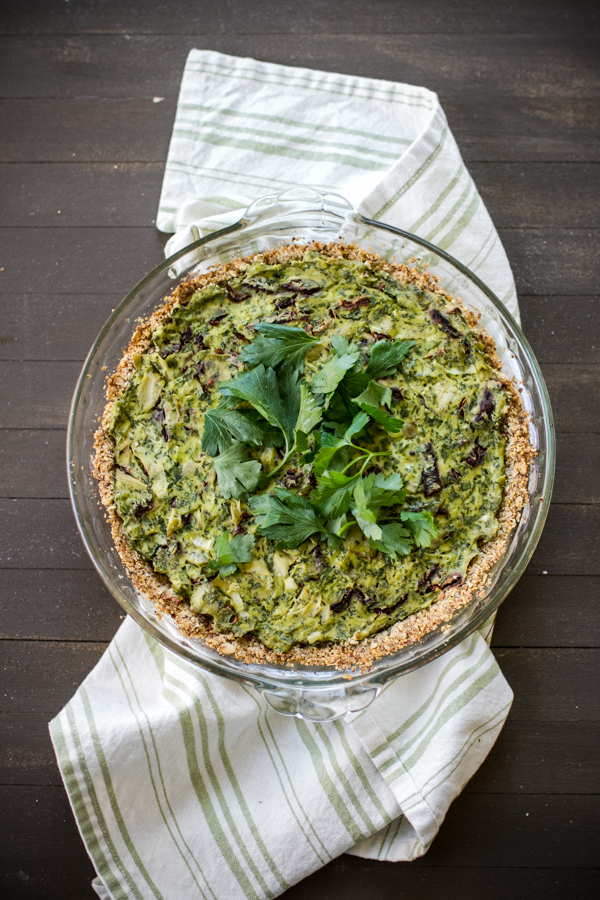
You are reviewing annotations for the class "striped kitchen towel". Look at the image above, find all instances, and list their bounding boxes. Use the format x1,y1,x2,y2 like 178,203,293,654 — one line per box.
51,50,518,899
157,49,518,320
51,617,511,900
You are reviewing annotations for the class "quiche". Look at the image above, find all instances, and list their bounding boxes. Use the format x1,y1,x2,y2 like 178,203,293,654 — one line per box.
94,243,533,669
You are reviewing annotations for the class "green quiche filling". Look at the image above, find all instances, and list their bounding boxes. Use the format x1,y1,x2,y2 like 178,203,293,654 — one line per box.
108,249,509,653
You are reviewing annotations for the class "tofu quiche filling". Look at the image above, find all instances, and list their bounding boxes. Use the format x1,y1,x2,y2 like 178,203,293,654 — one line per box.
104,247,516,654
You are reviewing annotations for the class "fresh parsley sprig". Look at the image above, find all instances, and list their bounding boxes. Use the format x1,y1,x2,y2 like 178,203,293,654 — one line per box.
207,532,256,576
250,489,327,549
239,323,320,369
199,320,437,559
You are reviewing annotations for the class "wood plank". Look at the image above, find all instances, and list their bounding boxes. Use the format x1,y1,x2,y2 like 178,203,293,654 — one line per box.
0,786,97,898
493,575,600,648
500,229,599,296
0,500,91,569
0,430,68,497
285,864,600,900
0,782,598,875
0,499,598,574
554,433,600,503
2,429,598,504
0,98,176,163
0,97,599,167
519,295,600,366
0,294,120,362
0,641,598,788
0,227,167,295
465,719,600,794
541,364,600,434
2,227,599,298
469,163,600,229
0,361,82,429
1,358,597,432
3,161,598,231
1,567,598,647
528,504,600,576
495,648,600,721
0,569,122,641
3,705,597,794
1,642,597,723
1,291,597,365
1,32,599,104
1,0,599,36
2,860,598,900
0,163,163,227
0,428,591,504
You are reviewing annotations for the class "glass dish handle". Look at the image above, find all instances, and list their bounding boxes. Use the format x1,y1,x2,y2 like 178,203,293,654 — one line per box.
261,683,381,722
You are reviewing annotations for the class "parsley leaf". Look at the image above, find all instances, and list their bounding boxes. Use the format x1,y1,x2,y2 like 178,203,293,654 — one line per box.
355,403,404,433
295,384,323,451
400,510,438,548
202,404,267,456
353,381,392,409
207,532,255,576
311,471,359,518
330,334,359,357
239,323,319,369
348,472,407,541
219,364,291,443
351,477,382,540
369,472,406,507
352,381,403,432
277,362,302,445
313,412,370,476
213,442,262,500
250,489,326,548
308,351,360,396
370,523,413,558
365,339,416,378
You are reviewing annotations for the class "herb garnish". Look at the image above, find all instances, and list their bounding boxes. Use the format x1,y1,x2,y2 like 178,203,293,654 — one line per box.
207,532,256,576
201,322,437,559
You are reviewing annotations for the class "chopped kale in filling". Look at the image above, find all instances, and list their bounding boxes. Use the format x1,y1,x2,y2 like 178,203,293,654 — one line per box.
109,251,508,652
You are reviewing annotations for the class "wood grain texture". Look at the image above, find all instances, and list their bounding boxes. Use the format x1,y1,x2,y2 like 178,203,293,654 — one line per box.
1,358,596,432
2,568,598,648
0,782,598,874
0,294,120,361
2,643,598,722
1,32,599,105
1,429,598,503
492,575,600,648
1,0,599,895
0,569,122,641
0,163,163,228
0,499,598,574
1,640,598,790
0,431,68,498
2,226,598,297
1,290,597,365
519,295,600,365
1,94,599,164
3,863,598,900
2,161,599,230
1,0,599,36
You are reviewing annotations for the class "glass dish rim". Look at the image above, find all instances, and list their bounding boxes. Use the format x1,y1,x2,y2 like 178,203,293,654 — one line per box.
67,202,555,693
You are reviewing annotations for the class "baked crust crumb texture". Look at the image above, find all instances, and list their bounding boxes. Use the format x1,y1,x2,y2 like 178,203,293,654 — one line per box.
94,242,534,671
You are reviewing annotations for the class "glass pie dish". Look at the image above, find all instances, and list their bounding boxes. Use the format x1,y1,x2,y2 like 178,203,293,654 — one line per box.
67,188,555,721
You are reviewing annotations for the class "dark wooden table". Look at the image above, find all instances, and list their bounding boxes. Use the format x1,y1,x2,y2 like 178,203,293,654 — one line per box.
1,1,599,897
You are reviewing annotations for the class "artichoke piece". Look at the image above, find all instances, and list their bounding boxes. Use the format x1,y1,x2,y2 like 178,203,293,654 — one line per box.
115,469,148,492
137,371,162,412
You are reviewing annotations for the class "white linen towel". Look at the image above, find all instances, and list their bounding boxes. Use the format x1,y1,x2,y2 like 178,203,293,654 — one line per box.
51,50,518,900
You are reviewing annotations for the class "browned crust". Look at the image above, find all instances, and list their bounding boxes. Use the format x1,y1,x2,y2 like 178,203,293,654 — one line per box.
94,242,534,671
